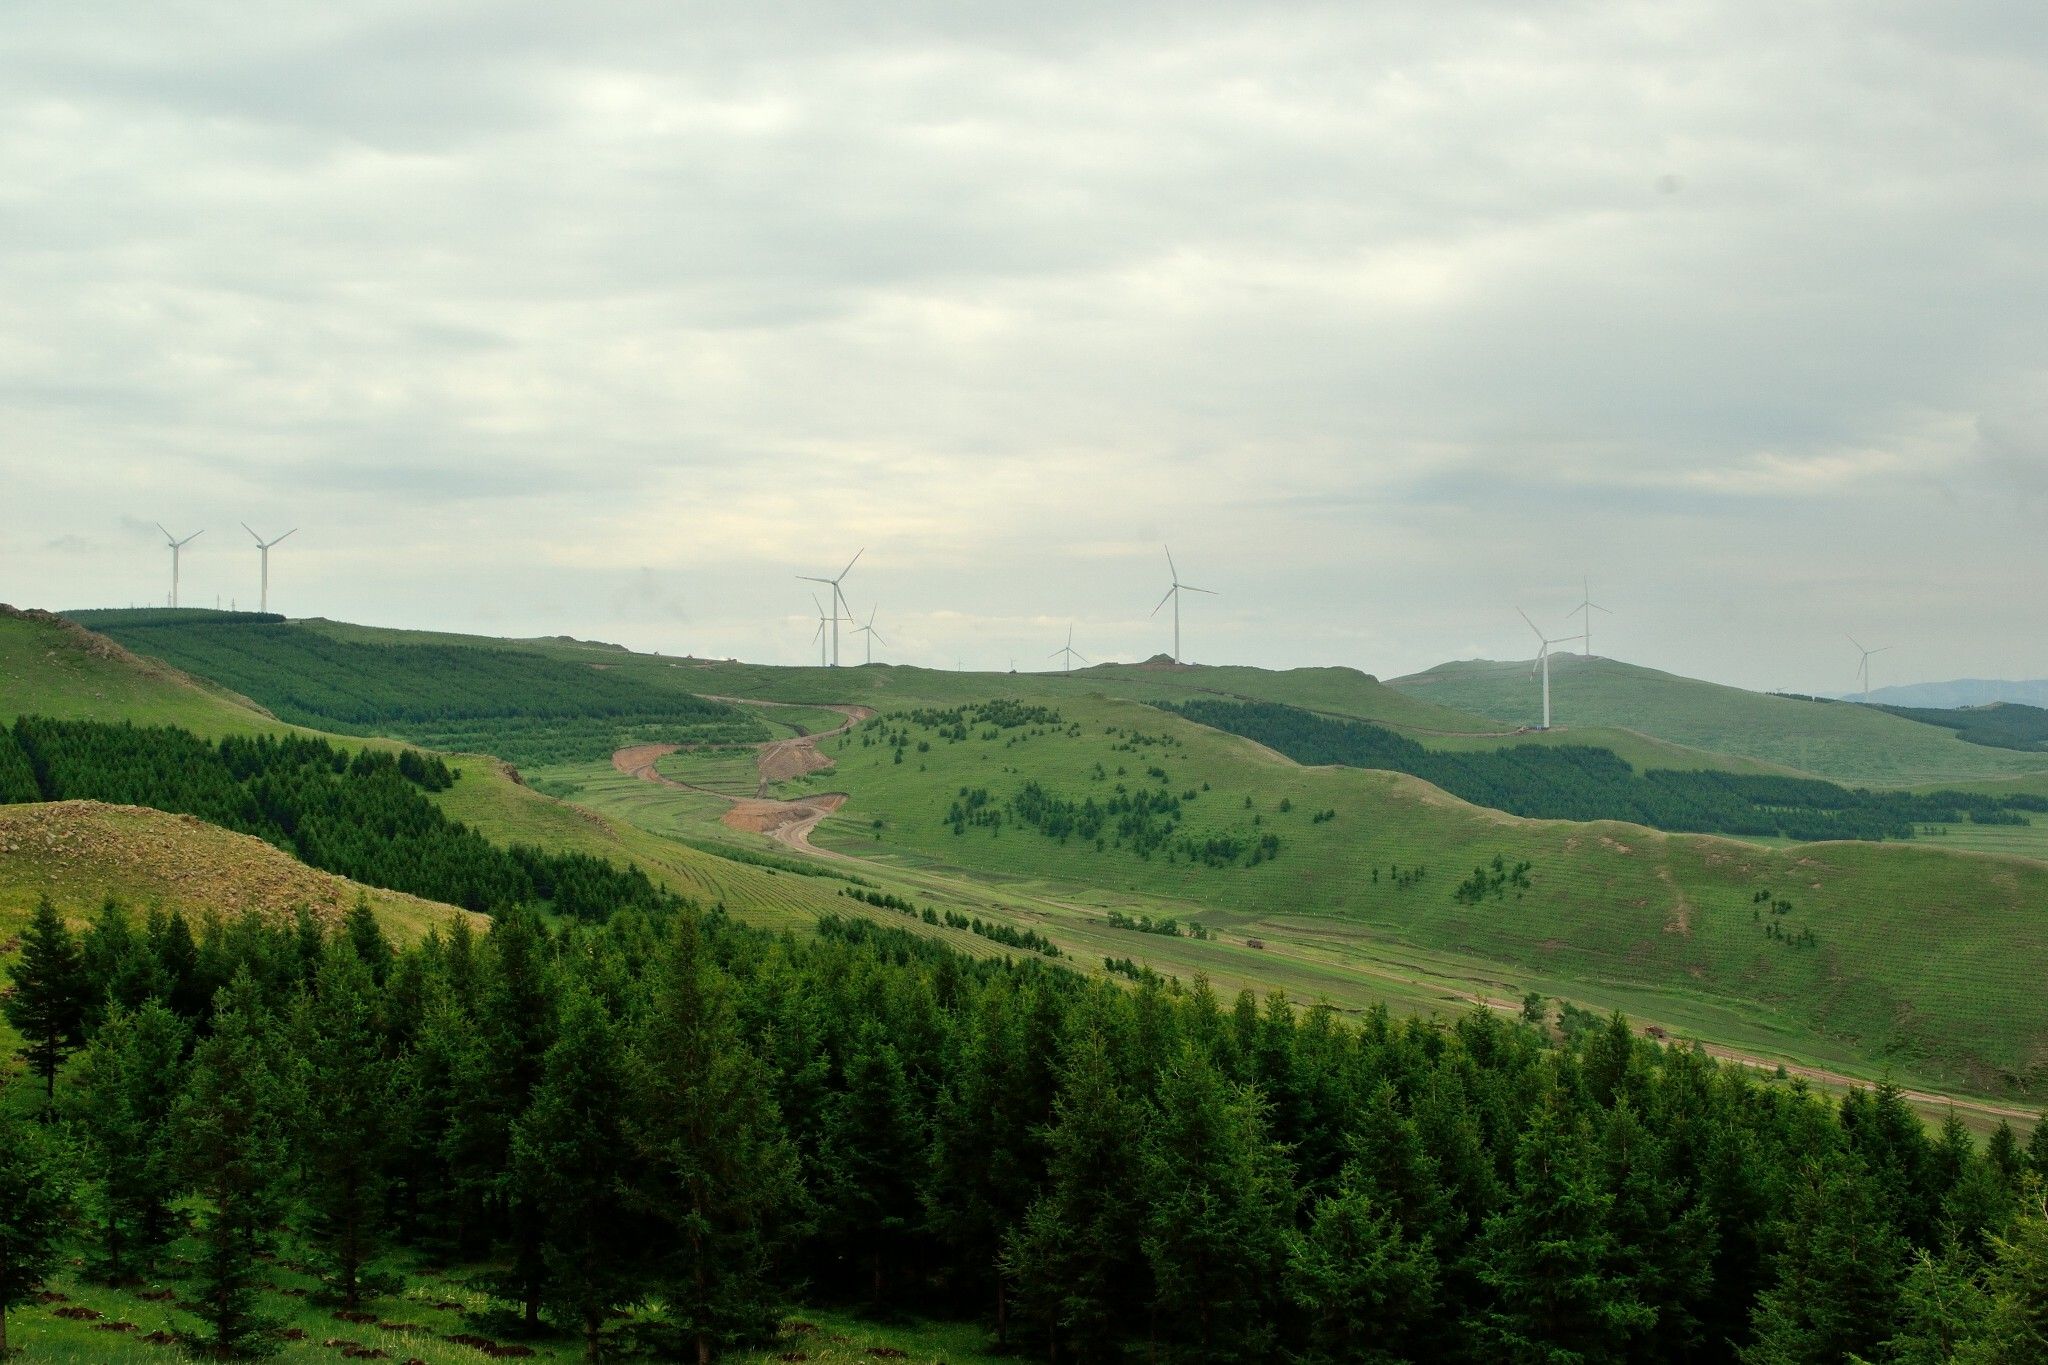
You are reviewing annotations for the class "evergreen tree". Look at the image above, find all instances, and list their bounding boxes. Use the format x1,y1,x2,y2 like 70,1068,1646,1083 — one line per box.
509,986,641,1359
293,946,392,1310
1742,1161,1907,1365
479,907,556,1328
1139,1042,1294,1364
1475,1090,1650,1363
1964,1214,2048,1364
342,898,394,986
68,1000,189,1279
79,897,162,1026
626,914,801,1365
1884,1246,1990,1365
815,1023,924,1306
1599,1102,1714,1362
0,1104,75,1357
1005,1029,1152,1364
173,970,295,1359
3,896,91,1104
1284,1164,1438,1364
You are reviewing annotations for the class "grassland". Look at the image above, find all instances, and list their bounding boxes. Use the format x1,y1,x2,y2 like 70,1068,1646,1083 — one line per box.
0,607,283,739
1390,654,2048,787
9,1258,1001,1365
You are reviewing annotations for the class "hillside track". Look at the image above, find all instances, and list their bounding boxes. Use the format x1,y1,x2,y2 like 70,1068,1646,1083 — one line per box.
614,701,2039,1131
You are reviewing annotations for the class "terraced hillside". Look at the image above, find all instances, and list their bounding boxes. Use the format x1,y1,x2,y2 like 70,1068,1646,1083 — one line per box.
1391,654,2048,786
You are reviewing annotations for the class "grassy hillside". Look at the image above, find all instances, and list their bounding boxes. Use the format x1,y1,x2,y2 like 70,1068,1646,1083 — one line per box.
1391,654,2048,786
0,801,477,943
0,606,282,738
616,678,2048,1098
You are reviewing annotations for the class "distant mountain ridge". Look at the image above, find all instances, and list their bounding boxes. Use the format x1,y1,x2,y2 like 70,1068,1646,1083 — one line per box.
1844,678,2048,709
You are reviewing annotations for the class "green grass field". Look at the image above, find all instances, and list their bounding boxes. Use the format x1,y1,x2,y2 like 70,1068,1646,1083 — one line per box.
1390,654,2048,787
0,609,283,739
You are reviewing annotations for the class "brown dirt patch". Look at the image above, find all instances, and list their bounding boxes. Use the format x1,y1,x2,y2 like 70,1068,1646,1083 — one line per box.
1657,865,1693,936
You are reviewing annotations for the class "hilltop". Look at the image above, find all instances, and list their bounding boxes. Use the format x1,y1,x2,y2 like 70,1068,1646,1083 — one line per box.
1389,653,2048,787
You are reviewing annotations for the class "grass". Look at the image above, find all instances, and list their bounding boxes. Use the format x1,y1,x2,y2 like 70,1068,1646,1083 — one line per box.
0,803,481,946
0,610,282,740
7,1252,1005,1365
1389,654,2048,787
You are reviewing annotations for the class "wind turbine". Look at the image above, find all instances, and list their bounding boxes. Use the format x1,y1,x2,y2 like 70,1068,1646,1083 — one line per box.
1519,608,1586,730
1849,635,1890,704
1150,546,1215,663
852,606,886,665
810,594,831,668
155,524,203,608
1050,624,1089,675
1569,578,1610,657
798,549,863,666
241,524,296,614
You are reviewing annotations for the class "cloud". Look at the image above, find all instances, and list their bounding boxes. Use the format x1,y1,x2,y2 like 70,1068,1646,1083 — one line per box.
1,1,2045,686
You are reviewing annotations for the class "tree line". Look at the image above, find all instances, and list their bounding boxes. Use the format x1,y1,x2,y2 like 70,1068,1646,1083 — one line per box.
75,613,765,765
0,717,679,919
1163,699,2048,841
8,892,2048,1362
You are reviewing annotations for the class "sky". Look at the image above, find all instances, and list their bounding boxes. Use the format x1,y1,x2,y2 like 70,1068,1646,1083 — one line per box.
3,1,2045,691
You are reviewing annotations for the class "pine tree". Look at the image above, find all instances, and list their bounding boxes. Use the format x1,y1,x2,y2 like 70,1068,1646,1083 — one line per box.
1964,1213,2048,1363
1139,1042,1294,1364
0,1104,75,1357
1884,1245,1990,1365
1599,1102,1715,1361
1284,1164,1438,1364
3,896,91,1104
174,969,296,1359
626,914,801,1365
1475,1090,1650,1363
293,946,392,1310
1741,1161,1906,1365
343,898,394,986
510,986,641,1359
1004,1029,1152,1365
68,1000,189,1279
816,1022,925,1307
79,896,163,1027
478,907,555,1328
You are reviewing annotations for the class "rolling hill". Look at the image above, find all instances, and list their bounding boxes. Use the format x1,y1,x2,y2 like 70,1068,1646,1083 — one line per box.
39,606,2048,1104
1389,653,2048,787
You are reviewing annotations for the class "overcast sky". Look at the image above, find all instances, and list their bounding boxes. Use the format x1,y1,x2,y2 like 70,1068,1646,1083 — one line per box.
4,1,2044,690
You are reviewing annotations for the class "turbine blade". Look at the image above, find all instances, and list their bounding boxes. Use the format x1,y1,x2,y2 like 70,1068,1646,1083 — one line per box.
1181,584,1216,595
838,548,865,580
1150,585,1176,617
797,575,831,584
275,528,297,545
1073,649,1090,663
243,522,262,543
1164,545,1178,581
1517,607,1542,641
1847,634,1865,653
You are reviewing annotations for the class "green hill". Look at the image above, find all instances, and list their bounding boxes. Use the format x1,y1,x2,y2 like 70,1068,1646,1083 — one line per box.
1390,654,2048,787
48,608,2048,1102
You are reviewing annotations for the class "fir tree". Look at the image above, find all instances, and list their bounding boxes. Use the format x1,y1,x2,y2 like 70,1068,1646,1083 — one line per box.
1284,1164,1438,1365
1475,1090,1651,1363
626,914,801,1364
1139,1042,1293,1364
173,970,295,1359
1004,1030,1152,1365
293,946,392,1310
510,986,641,1359
1965,1214,2048,1364
816,1023,925,1306
3,896,91,1104
1741,1160,1907,1365
68,1000,189,1279
0,1105,75,1357
1884,1245,1990,1365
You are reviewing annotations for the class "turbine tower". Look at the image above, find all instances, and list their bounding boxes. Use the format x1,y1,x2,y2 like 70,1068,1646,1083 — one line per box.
241,524,296,614
852,605,886,665
1150,546,1215,663
1050,624,1090,675
1519,608,1586,730
798,549,863,666
1849,635,1890,704
1569,578,1610,657
155,524,203,608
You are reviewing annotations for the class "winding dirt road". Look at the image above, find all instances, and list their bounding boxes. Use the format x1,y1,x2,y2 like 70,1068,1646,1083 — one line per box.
613,700,2035,1129
611,700,872,856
